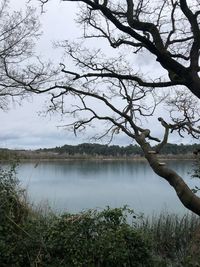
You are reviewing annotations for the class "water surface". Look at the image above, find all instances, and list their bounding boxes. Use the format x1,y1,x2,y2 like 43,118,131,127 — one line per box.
14,160,198,215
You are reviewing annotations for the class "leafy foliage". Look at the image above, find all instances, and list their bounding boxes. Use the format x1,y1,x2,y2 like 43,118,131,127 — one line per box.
45,207,153,267
0,164,28,266
189,155,200,194
0,164,51,266
191,156,200,179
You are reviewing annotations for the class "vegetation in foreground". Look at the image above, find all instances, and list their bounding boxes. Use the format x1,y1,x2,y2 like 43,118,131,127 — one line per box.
1,165,200,267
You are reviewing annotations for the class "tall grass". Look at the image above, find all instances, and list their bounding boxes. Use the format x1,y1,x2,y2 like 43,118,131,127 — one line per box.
140,213,200,266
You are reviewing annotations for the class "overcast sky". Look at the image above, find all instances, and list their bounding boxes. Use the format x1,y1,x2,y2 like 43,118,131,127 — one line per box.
0,0,194,149
1,0,83,149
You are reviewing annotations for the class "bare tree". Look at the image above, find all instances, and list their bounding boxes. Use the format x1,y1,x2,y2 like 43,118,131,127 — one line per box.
32,0,200,215
0,0,55,110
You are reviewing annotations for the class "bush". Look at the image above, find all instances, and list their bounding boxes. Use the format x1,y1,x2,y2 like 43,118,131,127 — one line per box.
0,164,28,266
45,207,153,267
0,164,50,266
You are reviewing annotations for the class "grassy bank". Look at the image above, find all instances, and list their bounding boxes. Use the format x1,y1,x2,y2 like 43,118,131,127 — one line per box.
1,165,200,267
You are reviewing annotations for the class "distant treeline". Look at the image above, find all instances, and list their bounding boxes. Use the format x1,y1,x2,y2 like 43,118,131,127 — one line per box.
38,143,200,157
0,143,199,161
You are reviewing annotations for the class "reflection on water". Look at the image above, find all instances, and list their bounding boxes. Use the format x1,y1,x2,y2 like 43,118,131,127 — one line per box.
13,160,198,215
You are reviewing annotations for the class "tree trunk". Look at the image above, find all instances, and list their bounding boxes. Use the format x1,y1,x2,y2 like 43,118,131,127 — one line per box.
136,136,200,216
187,74,200,100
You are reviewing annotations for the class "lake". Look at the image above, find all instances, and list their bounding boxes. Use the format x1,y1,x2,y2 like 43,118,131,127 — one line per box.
12,160,199,216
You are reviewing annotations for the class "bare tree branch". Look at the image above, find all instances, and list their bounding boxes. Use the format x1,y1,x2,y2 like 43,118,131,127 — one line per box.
34,0,200,215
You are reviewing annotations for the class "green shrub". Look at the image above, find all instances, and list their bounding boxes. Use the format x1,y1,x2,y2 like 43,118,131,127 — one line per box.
0,164,28,266
0,164,50,266
45,207,153,267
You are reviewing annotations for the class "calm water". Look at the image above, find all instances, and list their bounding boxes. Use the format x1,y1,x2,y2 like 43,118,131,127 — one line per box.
12,160,199,215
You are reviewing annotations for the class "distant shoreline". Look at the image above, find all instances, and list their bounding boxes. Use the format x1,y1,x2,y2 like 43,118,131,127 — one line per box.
0,142,198,162
0,154,196,163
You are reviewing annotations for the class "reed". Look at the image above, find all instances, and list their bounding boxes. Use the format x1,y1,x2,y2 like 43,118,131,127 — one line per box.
140,212,200,266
